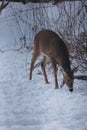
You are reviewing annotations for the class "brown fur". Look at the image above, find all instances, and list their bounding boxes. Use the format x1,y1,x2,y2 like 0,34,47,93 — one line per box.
30,29,76,91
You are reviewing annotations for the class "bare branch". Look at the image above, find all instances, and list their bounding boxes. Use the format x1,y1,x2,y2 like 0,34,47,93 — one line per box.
0,1,9,12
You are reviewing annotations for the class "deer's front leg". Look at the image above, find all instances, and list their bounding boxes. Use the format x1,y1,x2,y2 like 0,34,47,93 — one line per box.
51,61,58,89
60,78,65,88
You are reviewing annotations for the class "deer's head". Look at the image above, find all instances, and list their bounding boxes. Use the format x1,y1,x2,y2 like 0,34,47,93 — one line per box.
63,66,78,92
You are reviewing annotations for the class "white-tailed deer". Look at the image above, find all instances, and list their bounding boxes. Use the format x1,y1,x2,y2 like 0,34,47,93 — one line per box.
30,29,78,92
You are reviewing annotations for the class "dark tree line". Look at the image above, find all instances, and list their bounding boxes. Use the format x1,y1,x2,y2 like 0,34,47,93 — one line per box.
0,0,82,4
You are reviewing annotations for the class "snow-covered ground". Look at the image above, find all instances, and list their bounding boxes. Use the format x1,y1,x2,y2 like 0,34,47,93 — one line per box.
0,48,87,130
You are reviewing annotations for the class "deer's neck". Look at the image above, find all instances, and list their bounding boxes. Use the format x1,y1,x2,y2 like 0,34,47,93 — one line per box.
59,57,71,72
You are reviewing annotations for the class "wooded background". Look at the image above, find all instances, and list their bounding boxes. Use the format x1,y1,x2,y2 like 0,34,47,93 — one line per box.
0,0,87,72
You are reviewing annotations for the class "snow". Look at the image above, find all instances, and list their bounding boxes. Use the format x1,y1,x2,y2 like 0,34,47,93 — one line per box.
0,49,87,130
0,1,87,129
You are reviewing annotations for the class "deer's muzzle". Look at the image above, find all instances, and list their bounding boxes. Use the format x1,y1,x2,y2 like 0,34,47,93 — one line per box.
69,88,73,92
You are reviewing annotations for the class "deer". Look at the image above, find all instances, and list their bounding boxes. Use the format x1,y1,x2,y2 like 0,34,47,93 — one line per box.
30,29,78,92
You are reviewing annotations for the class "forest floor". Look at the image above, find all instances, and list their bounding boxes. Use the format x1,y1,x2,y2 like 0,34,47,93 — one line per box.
0,49,87,130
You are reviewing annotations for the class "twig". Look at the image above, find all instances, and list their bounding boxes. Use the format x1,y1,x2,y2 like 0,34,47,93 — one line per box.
74,75,87,80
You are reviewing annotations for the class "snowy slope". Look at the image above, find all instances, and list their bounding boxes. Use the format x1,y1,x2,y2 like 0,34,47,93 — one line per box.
0,49,87,130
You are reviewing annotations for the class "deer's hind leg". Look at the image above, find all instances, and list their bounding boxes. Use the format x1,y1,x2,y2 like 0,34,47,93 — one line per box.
41,56,49,84
30,52,39,80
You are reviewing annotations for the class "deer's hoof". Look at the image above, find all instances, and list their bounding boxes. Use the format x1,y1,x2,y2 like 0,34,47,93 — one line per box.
29,77,32,80
46,81,50,84
55,87,59,89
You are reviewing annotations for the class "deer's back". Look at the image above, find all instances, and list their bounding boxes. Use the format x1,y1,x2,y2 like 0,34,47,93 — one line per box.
34,29,69,63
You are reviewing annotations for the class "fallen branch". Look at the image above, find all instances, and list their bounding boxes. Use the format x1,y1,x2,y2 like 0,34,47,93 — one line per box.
74,75,87,80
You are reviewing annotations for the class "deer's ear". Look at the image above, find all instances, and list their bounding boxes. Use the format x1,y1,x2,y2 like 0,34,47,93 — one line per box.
63,70,69,78
72,66,79,73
